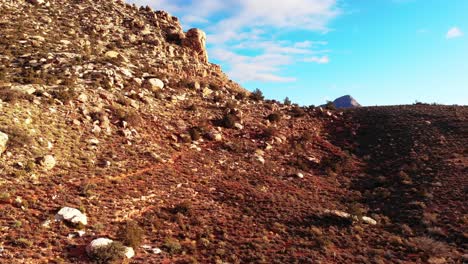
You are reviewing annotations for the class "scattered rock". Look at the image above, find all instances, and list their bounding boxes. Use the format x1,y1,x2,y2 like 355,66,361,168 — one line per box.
362,216,377,225
55,207,87,226
324,209,377,225
143,78,164,91
39,155,56,170
296,173,304,179
142,245,162,254
104,50,120,59
234,123,244,130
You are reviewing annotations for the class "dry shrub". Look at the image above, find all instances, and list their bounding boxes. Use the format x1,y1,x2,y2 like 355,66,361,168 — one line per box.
410,237,450,259
218,113,238,129
51,88,77,103
109,105,142,126
118,221,144,248
88,241,126,264
0,126,33,149
0,88,34,103
267,112,281,122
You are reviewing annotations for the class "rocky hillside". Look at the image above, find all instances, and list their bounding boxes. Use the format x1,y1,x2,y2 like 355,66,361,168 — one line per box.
0,1,466,263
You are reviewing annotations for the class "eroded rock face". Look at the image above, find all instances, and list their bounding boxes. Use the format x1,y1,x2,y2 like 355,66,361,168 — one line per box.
183,28,208,63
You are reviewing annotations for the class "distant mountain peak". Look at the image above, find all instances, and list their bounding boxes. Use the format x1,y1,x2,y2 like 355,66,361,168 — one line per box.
332,95,361,109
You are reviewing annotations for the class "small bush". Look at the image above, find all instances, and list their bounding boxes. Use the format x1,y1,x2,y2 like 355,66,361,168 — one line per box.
0,88,34,103
219,114,238,129
163,237,182,254
109,105,142,127
118,221,144,248
13,238,33,248
0,126,32,149
51,88,77,103
284,97,292,105
171,201,192,216
290,107,306,117
188,127,202,141
325,101,336,110
410,237,450,259
88,241,126,264
262,127,277,139
267,112,281,122
235,92,246,100
250,88,264,101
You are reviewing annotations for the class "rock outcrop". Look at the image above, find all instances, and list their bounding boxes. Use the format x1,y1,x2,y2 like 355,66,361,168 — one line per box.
183,28,208,63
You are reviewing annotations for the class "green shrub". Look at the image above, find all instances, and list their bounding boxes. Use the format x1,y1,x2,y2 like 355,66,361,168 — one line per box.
325,101,336,110
250,88,264,101
290,106,306,117
284,97,292,105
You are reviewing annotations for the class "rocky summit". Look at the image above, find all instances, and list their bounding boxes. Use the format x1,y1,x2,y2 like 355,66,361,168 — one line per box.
0,1,467,263
331,95,362,109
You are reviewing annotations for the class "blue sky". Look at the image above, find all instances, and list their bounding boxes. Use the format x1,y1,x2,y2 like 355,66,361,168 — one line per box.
127,0,468,106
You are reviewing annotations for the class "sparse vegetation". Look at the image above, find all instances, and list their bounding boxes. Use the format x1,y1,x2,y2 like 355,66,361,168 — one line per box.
163,237,182,254
0,88,34,103
88,242,126,264
250,88,264,101
118,221,144,248
325,101,336,110
267,112,281,122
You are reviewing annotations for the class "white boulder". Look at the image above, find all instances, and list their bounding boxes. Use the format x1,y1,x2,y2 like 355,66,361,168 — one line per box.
87,238,134,259
40,155,56,170
143,78,164,91
55,207,87,226
0,131,8,155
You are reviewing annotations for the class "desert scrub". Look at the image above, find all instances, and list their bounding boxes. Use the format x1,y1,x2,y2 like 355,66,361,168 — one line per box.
0,126,33,149
88,241,126,264
267,112,282,122
0,88,34,103
171,201,193,216
118,221,144,248
163,237,182,254
218,113,239,129
108,105,142,126
50,87,77,103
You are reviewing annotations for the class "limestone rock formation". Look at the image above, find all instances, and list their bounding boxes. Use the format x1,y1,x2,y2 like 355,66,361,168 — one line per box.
183,28,208,63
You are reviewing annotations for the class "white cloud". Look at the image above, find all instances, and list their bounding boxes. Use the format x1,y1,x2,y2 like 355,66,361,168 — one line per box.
126,0,339,83
304,56,330,64
446,27,463,39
